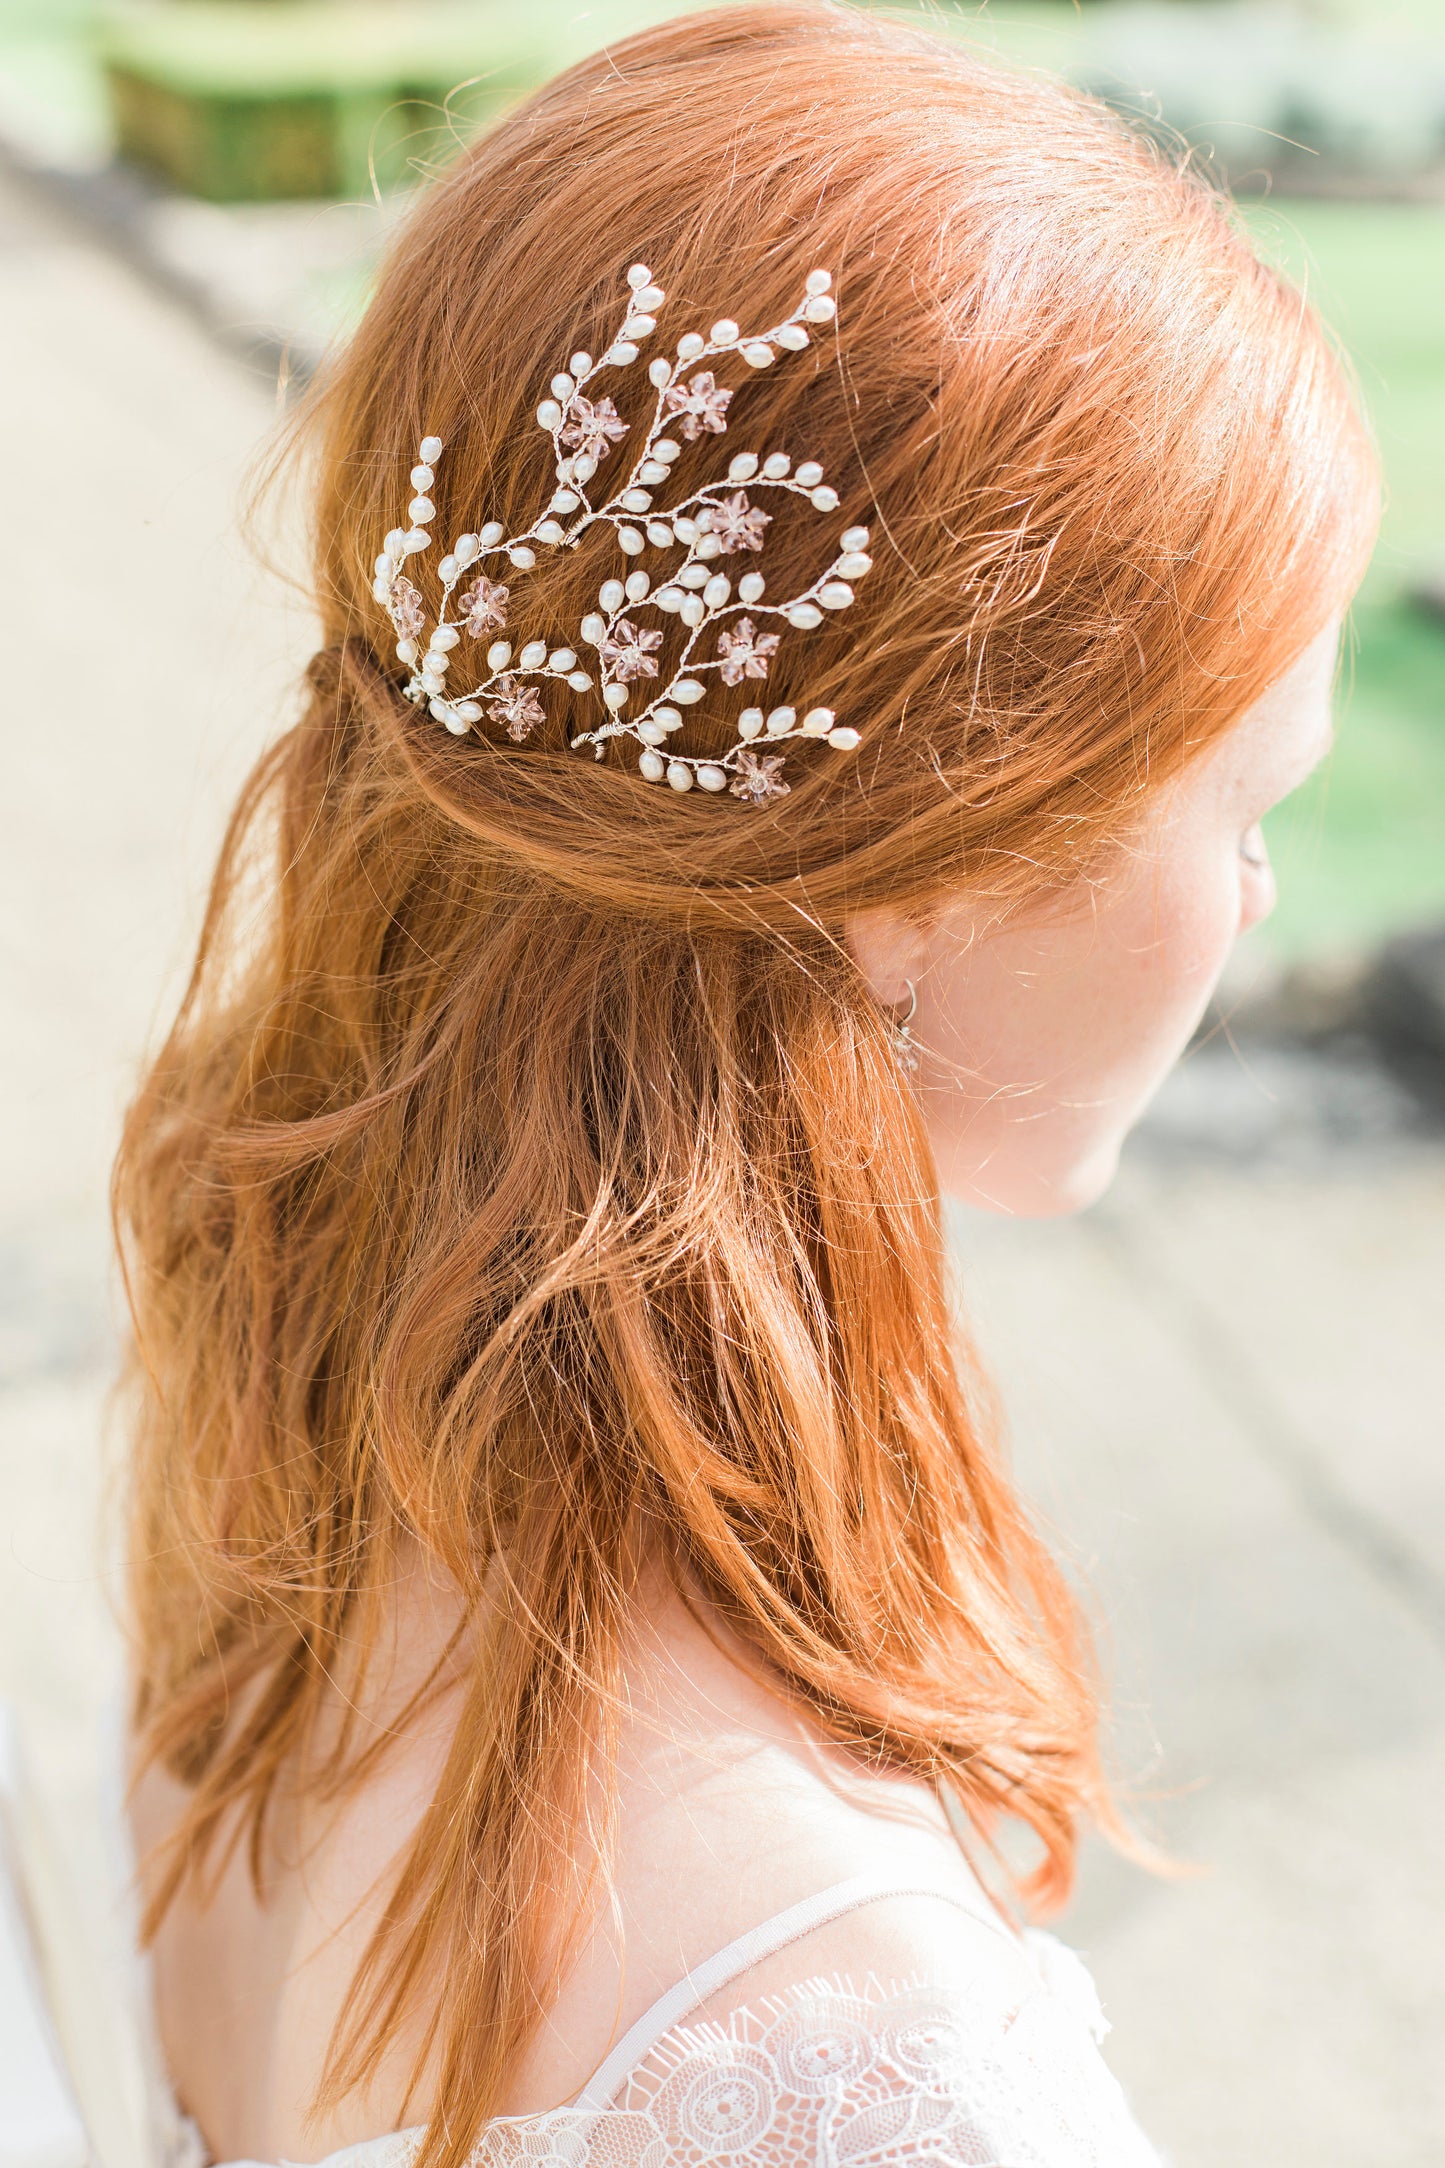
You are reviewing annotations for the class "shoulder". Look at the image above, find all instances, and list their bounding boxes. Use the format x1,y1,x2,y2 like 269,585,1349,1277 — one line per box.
473,1903,1162,2166
635,1961,1154,2166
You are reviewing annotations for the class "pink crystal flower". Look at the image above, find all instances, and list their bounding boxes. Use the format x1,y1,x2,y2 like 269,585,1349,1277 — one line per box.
715,617,781,687
663,370,733,442
387,575,425,640
486,675,546,742
560,395,629,462
600,619,664,683
730,748,791,805
458,575,509,639
709,492,771,554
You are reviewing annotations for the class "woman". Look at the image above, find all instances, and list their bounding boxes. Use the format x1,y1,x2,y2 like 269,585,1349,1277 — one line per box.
115,6,1377,2163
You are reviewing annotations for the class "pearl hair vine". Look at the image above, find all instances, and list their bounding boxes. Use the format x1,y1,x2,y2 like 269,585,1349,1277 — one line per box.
370,261,873,804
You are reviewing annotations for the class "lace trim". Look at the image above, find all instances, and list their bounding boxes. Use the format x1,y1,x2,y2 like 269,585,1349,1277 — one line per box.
453,1940,1160,2167
213,1935,1158,2168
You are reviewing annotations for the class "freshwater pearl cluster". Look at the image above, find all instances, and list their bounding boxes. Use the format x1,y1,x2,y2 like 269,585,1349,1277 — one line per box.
371,263,871,804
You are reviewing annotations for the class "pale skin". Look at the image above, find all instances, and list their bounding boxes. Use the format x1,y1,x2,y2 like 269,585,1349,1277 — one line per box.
132,623,1340,2161
848,622,1340,1215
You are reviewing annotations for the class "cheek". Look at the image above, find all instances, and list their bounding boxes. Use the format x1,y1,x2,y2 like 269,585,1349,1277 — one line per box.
917,840,1244,1214
939,843,1240,1085
1110,837,1244,1030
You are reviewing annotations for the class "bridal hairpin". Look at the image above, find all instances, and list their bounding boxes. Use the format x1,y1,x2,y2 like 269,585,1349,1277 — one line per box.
370,263,872,803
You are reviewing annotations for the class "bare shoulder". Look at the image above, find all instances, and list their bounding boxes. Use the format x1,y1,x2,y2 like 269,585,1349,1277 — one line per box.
478,1897,1158,2167
490,1586,1163,2162
507,1585,1012,2112
687,1885,1041,2027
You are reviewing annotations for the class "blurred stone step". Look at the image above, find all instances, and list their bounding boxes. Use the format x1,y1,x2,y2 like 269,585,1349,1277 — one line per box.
1369,922,1445,1078
1408,574,1445,625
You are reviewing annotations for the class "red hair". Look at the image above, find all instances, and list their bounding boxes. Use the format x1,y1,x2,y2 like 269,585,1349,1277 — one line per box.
115,6,1376,2160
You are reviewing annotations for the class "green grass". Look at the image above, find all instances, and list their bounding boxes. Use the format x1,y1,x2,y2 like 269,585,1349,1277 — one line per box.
1265,599,1445,956
1242,202,1445,958
1243,201,1445,596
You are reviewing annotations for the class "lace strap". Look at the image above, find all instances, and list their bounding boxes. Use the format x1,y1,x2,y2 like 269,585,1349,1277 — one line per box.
571,1872,1004,2109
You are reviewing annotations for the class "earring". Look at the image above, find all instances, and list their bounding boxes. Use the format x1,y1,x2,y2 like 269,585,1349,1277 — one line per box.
891,979,920,1076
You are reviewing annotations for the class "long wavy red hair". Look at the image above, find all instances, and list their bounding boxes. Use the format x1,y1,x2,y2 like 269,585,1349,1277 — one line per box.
115,5,1376,2160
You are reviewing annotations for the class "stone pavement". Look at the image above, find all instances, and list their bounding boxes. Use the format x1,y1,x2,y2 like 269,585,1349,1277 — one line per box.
1,166,1442,2168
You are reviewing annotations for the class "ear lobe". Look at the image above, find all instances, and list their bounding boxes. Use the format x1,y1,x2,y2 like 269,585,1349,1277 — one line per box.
843,905,932,1008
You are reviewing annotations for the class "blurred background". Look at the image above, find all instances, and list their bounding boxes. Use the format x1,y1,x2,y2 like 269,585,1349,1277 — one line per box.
0,3,1440,2164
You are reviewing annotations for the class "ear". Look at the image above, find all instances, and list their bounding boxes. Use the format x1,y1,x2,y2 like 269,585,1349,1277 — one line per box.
843,905,932,1009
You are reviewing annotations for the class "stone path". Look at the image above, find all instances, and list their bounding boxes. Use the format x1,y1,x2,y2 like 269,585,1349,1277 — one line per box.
956,1154,1445,2164
1,165,1441,2168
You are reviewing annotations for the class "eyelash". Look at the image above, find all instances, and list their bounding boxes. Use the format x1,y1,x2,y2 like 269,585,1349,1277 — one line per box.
1238,826,1269,871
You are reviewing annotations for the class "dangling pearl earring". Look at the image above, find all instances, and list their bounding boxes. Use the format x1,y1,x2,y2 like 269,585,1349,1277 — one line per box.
892,979,920,1076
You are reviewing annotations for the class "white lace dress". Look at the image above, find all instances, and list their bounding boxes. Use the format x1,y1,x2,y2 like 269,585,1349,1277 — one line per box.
196,1875,1164,2168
